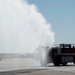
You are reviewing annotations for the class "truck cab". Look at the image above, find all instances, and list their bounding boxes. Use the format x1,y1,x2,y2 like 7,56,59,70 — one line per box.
49,44,75,66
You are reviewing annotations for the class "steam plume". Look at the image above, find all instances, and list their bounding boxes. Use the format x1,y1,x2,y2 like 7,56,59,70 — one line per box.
0,0,55,53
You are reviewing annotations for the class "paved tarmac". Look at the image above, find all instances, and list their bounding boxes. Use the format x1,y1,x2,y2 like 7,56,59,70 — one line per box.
0,58,75,75
0,58,40,72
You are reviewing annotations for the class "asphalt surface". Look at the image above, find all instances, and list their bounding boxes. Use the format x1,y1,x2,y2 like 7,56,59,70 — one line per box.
0,58,75,75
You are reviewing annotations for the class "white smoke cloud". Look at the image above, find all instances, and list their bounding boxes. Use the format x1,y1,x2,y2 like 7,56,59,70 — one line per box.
0,0,55,53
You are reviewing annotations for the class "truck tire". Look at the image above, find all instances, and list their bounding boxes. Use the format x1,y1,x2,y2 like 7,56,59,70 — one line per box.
74,62,75,65
53,58,60,66
62,62,67,66
53,62,60,66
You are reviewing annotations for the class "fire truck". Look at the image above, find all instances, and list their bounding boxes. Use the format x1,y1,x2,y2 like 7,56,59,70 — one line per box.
35,44,75,66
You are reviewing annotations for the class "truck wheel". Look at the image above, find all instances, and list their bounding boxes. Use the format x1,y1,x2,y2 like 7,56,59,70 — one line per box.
62,62,67,66
53,62,60,66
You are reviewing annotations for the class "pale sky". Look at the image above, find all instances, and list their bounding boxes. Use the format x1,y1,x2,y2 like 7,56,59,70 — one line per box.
28,0,75,44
